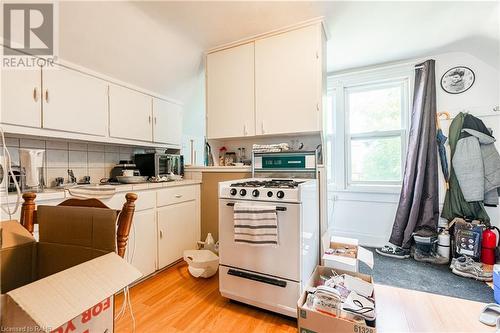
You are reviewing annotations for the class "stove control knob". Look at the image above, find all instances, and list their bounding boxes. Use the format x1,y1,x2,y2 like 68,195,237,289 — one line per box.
252,190,260,197
277,191,285,199
267,191,273,197
230,188,237,196
240,189,247,196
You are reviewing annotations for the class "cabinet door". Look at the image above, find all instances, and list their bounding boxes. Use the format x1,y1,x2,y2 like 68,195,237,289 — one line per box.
157,200,197,269
206,42,255,139
1,68,41,127
127,209,157,277
109,85,152,142
153,98,182,145
42,66,108,136
255,24,321,135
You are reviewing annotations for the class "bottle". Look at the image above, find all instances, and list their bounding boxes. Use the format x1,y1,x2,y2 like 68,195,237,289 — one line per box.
437,229,450,259
482,228,498,265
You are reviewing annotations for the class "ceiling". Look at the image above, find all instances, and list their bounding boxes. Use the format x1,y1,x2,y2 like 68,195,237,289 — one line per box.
59,1,499,101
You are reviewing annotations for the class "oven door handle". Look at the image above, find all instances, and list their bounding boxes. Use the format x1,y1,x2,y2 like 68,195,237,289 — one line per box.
226,202,287,211
227,268,287,288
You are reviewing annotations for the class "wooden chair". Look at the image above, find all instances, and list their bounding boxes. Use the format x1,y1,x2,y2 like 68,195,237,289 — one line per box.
19,192,137,258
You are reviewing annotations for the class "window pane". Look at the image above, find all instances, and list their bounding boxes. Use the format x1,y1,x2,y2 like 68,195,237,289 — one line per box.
351,136,401,182
348,85,402,134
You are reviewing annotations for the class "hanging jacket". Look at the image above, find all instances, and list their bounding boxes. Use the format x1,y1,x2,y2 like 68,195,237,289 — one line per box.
453,114,500,206
441,113,490,224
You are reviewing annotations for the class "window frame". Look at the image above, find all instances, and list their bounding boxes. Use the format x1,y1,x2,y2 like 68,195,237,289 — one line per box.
326,65,413,193
346,79,409,187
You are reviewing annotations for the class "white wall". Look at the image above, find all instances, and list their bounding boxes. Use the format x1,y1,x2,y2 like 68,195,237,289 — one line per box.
329,51,500,247
181,69,206,166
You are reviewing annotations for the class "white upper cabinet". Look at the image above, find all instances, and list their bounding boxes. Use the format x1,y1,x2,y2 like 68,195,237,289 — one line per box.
109,84,153,142
42,66,108,136
153,98,182,145
255,24,322,135
1,68,42,128
206,42,255,139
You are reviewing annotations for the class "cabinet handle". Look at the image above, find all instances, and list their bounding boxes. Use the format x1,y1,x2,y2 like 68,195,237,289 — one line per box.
148,116,151,124
44,89,49,103
159,230,163,239
175,194,182,198
33,87,38,102
154,117,157,125
261,122,265,134
243,124,247,136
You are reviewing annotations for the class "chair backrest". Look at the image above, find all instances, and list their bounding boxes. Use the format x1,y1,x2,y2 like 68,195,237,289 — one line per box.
20,192,137,258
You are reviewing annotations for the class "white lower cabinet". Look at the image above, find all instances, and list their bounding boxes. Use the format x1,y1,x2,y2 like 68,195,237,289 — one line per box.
157,199,199,270
127,209,157,277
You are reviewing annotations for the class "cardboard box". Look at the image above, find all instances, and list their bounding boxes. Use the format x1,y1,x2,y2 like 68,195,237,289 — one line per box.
322,236,374,272
297,266,376,333
0,221,37,293
2,252,141,332
0,206,142,333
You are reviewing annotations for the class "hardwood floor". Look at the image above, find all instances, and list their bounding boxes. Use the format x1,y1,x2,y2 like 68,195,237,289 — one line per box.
114,262,296,333
115,262,493,333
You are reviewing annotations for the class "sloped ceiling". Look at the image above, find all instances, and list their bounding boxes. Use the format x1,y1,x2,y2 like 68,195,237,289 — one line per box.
59,1,499,102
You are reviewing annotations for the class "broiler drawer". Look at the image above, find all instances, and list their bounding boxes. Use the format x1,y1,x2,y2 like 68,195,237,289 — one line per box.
219,265,300,318
157,185,197,207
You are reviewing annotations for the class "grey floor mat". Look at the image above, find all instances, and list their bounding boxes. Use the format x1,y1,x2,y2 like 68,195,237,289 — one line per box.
358,248,494,303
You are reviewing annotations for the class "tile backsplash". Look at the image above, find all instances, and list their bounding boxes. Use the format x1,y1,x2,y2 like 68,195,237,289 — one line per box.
5,136,147,187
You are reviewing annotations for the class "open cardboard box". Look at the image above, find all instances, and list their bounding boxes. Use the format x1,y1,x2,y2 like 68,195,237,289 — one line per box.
1,215,142,332
297,266,376,333
321,235,374,273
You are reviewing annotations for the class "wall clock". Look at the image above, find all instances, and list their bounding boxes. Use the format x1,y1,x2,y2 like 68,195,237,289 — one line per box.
440,66,475,94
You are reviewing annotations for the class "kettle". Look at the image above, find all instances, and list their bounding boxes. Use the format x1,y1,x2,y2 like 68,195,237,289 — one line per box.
19,149,45,191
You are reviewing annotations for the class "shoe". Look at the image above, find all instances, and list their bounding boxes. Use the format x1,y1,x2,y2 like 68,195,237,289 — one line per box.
376,245,410,259
341,290,376,321
452,256,493,281
413,250,449,265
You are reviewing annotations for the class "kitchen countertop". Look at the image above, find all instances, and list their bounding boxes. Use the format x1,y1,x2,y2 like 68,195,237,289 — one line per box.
5,179,202,203
184,165,252,173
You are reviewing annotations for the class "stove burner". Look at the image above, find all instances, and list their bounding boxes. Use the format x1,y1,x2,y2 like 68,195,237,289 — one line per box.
230,179,304,189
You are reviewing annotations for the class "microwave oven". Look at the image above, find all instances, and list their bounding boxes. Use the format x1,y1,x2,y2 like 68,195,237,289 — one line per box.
134,153,184,177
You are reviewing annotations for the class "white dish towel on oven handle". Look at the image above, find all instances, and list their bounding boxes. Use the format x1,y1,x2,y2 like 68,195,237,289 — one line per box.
233,203,279,246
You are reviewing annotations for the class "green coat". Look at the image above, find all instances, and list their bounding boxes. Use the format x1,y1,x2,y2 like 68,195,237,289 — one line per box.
441,112,490,224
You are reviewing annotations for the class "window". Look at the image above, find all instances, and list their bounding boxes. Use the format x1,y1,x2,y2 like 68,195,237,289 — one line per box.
347,81,407,185
326,66,411,191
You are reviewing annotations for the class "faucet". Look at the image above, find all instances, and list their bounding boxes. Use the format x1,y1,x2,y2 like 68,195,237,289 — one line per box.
67,169,77,184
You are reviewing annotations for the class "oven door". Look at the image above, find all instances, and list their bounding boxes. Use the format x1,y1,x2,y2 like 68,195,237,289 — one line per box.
219,199,301,281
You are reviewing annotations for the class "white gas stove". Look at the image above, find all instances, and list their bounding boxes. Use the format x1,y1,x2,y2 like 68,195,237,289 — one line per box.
218,153,319,318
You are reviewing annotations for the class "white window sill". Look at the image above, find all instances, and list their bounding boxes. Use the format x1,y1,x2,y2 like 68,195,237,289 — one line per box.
328,183,402,195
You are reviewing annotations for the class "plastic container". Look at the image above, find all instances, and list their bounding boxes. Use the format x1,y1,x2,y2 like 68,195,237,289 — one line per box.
437,230,450,259
494,265,500,304
183,249,219,278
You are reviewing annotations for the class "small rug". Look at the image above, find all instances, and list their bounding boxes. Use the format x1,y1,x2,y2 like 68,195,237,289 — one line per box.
358,248,494,304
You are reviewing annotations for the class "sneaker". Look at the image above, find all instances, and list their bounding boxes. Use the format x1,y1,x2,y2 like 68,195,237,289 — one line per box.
451,256,493,281
375,245,410,259
341,290,376,321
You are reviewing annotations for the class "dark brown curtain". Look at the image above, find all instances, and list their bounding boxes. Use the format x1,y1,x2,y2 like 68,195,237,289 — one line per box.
389,60,439,248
